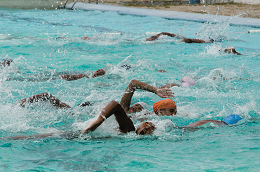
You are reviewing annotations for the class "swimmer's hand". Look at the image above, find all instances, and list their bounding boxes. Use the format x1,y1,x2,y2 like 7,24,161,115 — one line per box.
156,88,174,98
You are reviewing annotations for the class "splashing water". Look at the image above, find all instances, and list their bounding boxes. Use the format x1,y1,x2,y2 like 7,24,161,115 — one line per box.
0,8,260,171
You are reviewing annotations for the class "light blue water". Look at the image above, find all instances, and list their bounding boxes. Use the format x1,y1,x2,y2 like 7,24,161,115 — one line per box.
0,7,260,171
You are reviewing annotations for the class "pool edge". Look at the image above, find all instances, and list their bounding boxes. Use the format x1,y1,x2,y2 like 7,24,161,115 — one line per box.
66,2,260,28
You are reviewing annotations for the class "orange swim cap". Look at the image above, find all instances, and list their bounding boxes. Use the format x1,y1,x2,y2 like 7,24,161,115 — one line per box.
153,99,176,114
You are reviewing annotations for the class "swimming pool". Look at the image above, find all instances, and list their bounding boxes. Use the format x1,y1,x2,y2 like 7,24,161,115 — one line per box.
0,7,260,171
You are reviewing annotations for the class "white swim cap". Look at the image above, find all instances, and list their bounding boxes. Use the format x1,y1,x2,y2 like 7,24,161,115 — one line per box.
136,102,148,109
181,76,196,87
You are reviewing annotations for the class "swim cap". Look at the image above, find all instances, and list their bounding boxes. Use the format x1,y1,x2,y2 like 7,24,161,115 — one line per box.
121,64,131,70
181,76,196,87
136,102,147,109
153,99,176,114
78,101,93,107
222,114,242,125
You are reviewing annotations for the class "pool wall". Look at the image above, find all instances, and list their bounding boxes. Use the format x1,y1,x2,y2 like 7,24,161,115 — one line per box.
234,0,260,4
67,2,260,28
0,0,64,9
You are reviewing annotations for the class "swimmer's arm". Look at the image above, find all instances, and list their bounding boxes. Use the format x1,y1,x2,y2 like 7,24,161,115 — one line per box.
181,38,209,43
60,74,89,81
81,100,135,134
1,132,56,140
18,92,71,109
160,32,176,37
184,119,226,127
159,83,180,88
146,32,176,41
120,80,174,112
146,33,162,41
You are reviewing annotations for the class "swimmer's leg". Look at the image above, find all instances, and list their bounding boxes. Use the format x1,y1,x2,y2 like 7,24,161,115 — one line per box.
81,100,135,134
2,132,56,140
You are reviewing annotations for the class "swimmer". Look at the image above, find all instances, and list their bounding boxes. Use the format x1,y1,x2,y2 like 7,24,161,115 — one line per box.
146,32,178,41
120,79,174,114
18,92,96,109
180,37,213,43
3,100,157,140
1,59,13,67
146,32,212,43
6,82,175,140
183,114,242,127
17,80,174,114
146,32,223,43
80,100,156,135
60,69,105,81
54,36,91,40
1,114,242,140
18,92,71,109
120,64,131,70
220,47,242,55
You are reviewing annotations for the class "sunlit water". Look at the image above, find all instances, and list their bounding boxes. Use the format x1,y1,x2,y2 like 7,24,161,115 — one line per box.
0,7,260,171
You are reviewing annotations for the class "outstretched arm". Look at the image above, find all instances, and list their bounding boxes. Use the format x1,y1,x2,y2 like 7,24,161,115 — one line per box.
146,32,176,41
120,80,174,113
60,74,89,81
2,132,57,140
181,38,210,43
18,92,71,109
184,119,226,127
81,100,135,134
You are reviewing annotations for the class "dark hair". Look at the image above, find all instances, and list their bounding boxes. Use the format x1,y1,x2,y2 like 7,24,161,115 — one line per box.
78,101,93,107
121,64,131,70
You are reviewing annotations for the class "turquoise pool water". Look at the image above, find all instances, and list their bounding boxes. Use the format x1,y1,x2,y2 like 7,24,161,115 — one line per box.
0,7,260,171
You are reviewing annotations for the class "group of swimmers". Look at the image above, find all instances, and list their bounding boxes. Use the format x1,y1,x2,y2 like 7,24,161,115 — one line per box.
1,31,243,140
54,32,242,55
3,76,242,140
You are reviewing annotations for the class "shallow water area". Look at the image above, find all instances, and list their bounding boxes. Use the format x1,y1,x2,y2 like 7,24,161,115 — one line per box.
0,7,260,171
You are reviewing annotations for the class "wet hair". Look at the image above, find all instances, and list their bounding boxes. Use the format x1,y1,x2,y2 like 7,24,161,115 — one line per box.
78,101,93,107
121,64,131,70
1,59,13,67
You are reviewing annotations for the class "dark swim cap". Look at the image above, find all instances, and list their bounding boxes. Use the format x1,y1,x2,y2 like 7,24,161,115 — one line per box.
222,114,242,125
121,64,131,70
78,101,93,107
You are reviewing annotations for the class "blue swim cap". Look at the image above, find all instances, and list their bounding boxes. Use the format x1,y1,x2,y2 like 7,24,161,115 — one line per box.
222,114,242,125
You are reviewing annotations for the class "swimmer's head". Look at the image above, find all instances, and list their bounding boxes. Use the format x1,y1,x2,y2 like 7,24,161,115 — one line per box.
92,69,105,78
222,114,242,125
78,101,93,107
136,121,155,135
121,64,131,70
153,99,177,116
129,102,147,114
181,76,196,87
1,59,13,67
